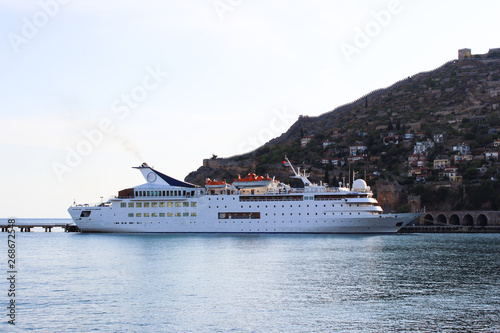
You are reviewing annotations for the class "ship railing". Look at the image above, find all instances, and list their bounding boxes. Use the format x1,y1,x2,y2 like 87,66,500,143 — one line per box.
290,187,342,194
73,203,111,208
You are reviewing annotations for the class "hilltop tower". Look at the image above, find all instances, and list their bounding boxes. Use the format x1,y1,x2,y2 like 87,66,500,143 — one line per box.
458,48,471,61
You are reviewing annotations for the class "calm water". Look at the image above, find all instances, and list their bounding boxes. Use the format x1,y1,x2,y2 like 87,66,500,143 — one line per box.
1,232,499,332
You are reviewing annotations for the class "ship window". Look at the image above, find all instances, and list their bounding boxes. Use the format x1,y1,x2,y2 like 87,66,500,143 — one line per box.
136,213,142,217
162,191,166,196
167,213,173,217
120,203,126,208
159,202,165,207
183,191,186,196
152,213,158,217
152,202,158,208
183,202,189,207
128,213,134,217
191,202,197,207
154,191,158,196
135,191,138,197
136,202,142,208
147,191,150,197
175,202,181,207
167,202,173,208
175,213,181,217
128,202,134,208
144,213,150,217
159,213,165,217
144,202,150,208
183,212,189,217
80,211,91,217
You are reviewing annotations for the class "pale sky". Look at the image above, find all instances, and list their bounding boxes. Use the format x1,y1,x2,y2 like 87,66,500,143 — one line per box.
1,0,499,218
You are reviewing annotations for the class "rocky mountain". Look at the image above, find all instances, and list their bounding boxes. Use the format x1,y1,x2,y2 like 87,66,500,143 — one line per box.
186,49,500,212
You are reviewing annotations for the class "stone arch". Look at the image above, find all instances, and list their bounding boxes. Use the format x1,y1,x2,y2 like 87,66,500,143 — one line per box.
477,214,488,227
449,214,460,225
436,214,447,225
424,214,434,225
463,214,474,226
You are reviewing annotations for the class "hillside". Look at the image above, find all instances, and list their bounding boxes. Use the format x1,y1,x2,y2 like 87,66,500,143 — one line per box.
186,49,500,213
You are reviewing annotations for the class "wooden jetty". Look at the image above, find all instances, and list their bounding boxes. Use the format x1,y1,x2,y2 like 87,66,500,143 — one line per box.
0,218,80,232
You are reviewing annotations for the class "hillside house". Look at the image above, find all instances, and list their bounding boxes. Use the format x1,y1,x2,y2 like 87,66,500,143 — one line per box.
331,129,342,138
453,143,471,155
322,141,334,149
433,134,445,143
415,132,426,139
485,151,499,160
409,154,428,169
433,159,450,169
348,155,366,163
454,154,473,162
413,140,434,155
300,136,313,147
441,167,461,182
383,135,399,145
331,158,345,167
349,145,367,156
490,126,500,134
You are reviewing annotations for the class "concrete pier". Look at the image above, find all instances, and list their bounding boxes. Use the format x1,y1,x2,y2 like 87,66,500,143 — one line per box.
0,218,80,232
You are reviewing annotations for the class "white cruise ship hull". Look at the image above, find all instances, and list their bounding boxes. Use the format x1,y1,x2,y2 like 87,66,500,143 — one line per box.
68,163,421,234
68,196,420,234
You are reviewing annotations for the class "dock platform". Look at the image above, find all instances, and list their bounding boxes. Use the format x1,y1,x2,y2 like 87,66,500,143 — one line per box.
0,218,80,232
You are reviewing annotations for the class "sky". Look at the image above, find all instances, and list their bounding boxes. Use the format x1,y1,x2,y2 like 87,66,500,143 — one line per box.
1,0,499,218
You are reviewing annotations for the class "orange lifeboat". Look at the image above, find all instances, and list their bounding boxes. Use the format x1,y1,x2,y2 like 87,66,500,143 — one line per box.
232,173,273,188
205,179,228,188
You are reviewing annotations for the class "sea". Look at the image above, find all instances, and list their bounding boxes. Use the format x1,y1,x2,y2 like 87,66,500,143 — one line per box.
1,231,499,332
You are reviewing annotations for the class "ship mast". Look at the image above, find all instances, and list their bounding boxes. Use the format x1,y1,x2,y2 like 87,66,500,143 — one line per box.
285,156,312,186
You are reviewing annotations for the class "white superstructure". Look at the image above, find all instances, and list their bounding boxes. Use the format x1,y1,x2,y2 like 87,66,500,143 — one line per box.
68,160,421,233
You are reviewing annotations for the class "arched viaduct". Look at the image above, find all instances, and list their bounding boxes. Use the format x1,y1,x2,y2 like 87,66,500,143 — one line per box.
417,211,500,227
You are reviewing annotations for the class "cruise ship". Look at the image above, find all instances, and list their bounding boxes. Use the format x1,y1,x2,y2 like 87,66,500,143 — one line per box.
68,159,421,233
